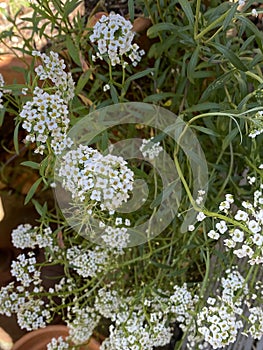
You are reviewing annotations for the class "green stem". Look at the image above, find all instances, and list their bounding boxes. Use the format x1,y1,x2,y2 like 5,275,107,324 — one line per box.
195,8,232,41
194,0,201,40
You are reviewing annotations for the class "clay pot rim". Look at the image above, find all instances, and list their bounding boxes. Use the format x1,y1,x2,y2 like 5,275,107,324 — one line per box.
12,325,101,350
12,325,68,350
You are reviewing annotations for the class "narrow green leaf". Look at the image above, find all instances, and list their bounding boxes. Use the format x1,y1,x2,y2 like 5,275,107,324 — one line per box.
210,42,248,71
128,0,134,22
75,70,93,95
200,71,233,101
147,23,177,38
32,199,44,216
64,0,82,18
13,121,20,154
184,102,220,112
143,92,176,103
66,36,81,66
222,128,239,149
24,177,42,205
21,161,40,170
110,85,119,104
222,2,238,30
0,108,5,127
126,68,154,83
178,0,194,26
124,68,154,92
191,125,220,137
187,46,199,83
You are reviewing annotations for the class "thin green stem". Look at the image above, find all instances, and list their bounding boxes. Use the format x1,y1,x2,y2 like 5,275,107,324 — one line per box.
194,0,201,40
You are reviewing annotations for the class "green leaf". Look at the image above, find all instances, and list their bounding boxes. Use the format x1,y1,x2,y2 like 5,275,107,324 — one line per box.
187,46,199,83
128,0,134,22
190,125,220,137
75,70,93,95
66,36,81,66
178,0,194,26
13,121,20,154
32,199,47,217
143,92,176,103
0,108,5,127
210,42,248,71
147,23,177,38
21,161,40,170
200,71,233,101
222,128,239,149
63,0,82,18
24,177,42,205
183,102,220,112
110,84,119,104
124,68,154,92
222,2,238,30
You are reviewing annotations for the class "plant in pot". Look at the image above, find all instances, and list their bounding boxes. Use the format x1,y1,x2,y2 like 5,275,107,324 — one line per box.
0,0,263,350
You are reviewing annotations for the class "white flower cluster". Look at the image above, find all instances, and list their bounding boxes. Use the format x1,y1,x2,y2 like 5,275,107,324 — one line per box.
197,269,246,349
101,309,172,350
101,225,130,251
94,286,121,319
0,251,51,331
90,13,145,67
17,298,51,331
47,336,70,350
207,173,263,265
20,87,73,154
169,283,199,330
32,50,75,102
58,144,134,213
66,245,109,278
10,251,41,287
247,306,263,339
248,111,263,138
196,189,206,206
0,73,11,109
140,138,164,160
67,304,100,345
11,223,53,249
94,284,200,350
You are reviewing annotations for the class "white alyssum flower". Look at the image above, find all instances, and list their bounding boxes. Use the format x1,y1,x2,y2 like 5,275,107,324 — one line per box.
20,87,73,155
208,230,220,240
140,137,164,160
47,336,70,350
196,212,206,222
0,73,11,109
32,50,75,102
10,252,41,288
196,190,206,205
247,306,263,339
58,144,134,213
11,223,53,249
67,304,100,345
215,220,228,234
17,298,51,331
90,13,145,67
66,245,109,278
101,225,130,251
248,111,263,138
197,269,246,349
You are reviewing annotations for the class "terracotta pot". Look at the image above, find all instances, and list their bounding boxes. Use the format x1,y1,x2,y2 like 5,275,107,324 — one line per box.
0,54,34,85
12,325,100,350
0,326,13,350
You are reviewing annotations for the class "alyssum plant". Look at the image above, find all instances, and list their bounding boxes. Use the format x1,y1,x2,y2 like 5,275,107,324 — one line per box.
0,0,262,349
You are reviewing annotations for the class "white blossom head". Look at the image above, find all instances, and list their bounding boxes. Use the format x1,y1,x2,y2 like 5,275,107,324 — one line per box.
90,13,145,67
